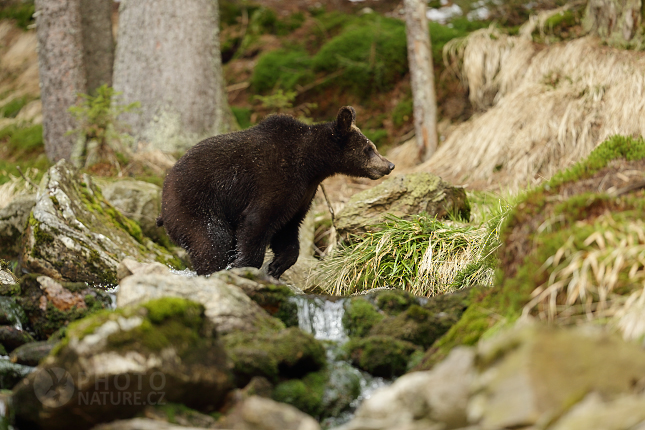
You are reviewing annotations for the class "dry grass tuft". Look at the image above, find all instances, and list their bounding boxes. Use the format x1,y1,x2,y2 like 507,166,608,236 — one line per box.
422,28,645,190
0,170,37,210
523,214,645,336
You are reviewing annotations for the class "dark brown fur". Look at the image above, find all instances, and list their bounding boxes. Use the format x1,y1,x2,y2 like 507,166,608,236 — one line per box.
158,106,394,278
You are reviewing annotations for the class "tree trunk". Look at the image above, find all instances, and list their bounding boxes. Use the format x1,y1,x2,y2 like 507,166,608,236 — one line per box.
80,0,114,94
583,0,643,45
404,0,438,162
113,0,237,153
35,0,87,162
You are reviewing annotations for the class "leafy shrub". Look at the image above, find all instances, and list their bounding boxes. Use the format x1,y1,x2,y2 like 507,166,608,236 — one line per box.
313,16,407,98
392,98,413,127
251,49,314,93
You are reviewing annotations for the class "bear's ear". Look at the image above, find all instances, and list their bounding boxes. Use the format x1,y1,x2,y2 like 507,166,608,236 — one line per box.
335,106,356,134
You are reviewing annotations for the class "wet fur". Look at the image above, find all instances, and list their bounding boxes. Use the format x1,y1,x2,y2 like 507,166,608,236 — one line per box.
159,107,394,278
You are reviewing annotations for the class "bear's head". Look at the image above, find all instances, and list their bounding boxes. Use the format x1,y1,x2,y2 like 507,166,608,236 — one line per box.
334,106,395,180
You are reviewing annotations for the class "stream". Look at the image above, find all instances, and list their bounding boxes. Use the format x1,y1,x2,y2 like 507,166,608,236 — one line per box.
293,295,390,428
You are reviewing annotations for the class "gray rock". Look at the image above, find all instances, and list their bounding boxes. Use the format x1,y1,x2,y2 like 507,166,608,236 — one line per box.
336,347,475,430
13,297,234,430
0,193,36,258
468,324,645,430
15,274,112,339
20,160,179,285
117,266,284,335
92,418,211,430
0,325,34,352
0,259,18,287
224,395,321,430
335,173,470,238
98,179,166,243
10,340,56,367
0,358,34,390
549,392,645,430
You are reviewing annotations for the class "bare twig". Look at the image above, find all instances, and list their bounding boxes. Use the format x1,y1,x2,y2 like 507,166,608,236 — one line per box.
319,184,335,229
15,166,38,189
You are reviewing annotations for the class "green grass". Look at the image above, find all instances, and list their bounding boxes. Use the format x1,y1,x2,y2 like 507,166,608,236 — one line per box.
231,106,253,129
363,128,388,147
314,212,502,296
392,97,413,128
251,49,314,93
0,96,30,118
0,123,48,185
0,2,35,30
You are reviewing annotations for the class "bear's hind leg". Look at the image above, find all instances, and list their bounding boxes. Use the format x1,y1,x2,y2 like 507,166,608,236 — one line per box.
189,218,235,276
268,221,300,279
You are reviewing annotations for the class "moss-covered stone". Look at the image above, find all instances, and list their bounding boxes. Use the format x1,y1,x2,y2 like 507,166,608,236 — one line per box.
342,298,384,338
344,335,421,378
272,371,327,418
14,297,234,430
222,327,326,386
21,161,181,286
245,284,298,327
15,274,111,340
374,289,417,315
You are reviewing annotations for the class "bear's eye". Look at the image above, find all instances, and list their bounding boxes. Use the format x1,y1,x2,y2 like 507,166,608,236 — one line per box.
364,146,373,155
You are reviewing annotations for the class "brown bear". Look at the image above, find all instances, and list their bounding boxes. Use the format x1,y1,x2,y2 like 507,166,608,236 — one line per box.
157,106,395,278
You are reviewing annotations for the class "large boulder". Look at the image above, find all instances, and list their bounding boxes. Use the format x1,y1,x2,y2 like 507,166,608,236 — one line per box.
0,193,36,258
98,179,166,244
335,173,470,238
12,297,234,430
468,324,645,430
20,160,180,286
222,395,321,430
336,347,475,430
117,266,286,335
10,274,111,339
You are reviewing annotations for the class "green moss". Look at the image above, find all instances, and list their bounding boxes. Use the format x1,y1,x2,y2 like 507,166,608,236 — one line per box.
272,371,327,418
548,135,645,189
223,327,325,386
251,49,314,93
343,298,384,337
142,297,203,328
375,290,417,315
312,15,407,98
344,335,420,378
246,284,298,327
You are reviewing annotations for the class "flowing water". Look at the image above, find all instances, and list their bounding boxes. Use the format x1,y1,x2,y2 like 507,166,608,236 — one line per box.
293,295,391,428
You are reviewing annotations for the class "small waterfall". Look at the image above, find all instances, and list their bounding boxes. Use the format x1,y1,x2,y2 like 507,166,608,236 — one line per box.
294,296,348,342
293,295,391,427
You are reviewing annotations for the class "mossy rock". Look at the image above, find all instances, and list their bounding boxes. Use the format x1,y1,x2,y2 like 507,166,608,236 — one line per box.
342,297,384,338
374,289,418,315
335,173,470,238
344,335,421,378
243,283,298,328
14,297,234,430
222,327,326,386
418,135,645,369
20,160,181,286
272,371,327,418
14,274,111,340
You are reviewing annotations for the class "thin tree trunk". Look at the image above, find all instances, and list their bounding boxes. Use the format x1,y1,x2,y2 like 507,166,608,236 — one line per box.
113,0,237,153
35,0,87,162
80,0,114,94
404,0,438,162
